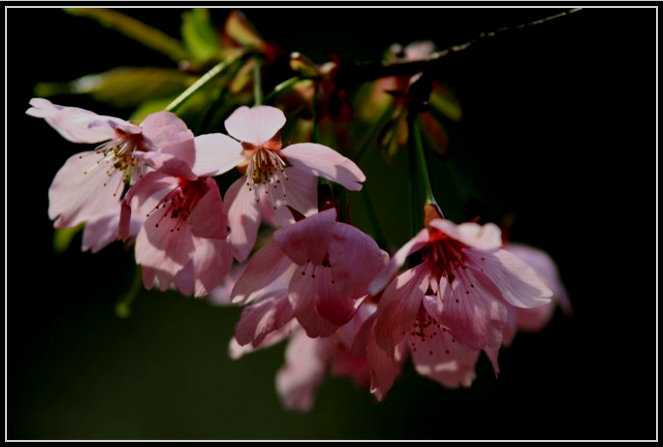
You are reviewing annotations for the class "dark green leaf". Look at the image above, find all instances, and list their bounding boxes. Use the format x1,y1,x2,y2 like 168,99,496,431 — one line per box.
64,8,189,63
34,67,194,108
181,8,222,63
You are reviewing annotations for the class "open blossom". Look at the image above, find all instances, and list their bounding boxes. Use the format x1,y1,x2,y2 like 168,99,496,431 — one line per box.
369,206,553,355
231,207,387,338
27,98,196,230
119,131,232,298
501,242,572,346
190,105,366,262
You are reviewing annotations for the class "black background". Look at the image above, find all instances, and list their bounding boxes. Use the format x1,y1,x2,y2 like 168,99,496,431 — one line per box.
7,6,656,440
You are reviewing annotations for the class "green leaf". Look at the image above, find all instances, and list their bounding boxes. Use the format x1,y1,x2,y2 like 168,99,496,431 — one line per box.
129,97,178,122
181,8,221,63
64,8,189,63
429,83,463,122
53,224,84,254
34,67,194,108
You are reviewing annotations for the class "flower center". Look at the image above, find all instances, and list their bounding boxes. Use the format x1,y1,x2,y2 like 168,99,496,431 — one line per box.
80,130,145,197
421,232,467,284
149,178,208,232
244,148,289,210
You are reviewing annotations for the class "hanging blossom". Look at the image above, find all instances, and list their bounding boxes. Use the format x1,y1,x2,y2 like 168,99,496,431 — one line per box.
369,204,553,358
189,105,366,262
26,98,196,233
119,129,233,298
230,302,402,411
500,242,572,347
231,207,387,338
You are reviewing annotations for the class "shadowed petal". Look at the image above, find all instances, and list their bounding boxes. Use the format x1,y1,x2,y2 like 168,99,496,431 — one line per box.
374,263,429,353
289,265,341,338
224,176,261,262
175,237,233,297
369,228,429,296
330,222,387,299
235,290,294,348
438,267,507,350
231,242,296,305
188,178,227,240
274,208,337,266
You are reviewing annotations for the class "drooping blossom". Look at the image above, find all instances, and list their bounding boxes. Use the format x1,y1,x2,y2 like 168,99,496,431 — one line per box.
119,132,232,298
501,242,572,347
190,105,366,262
231,207,387,338
229,301,403,411
369,205,553,356
27,98,196,232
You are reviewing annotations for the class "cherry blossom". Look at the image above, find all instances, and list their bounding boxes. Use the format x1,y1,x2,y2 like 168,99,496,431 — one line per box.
190,105,366,262
501,242,572,346
370,206,553,354
27,98,196,230
119,131,232,298
231,207,386,337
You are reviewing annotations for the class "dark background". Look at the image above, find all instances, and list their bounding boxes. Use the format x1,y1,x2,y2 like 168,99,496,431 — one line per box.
7,6,656,440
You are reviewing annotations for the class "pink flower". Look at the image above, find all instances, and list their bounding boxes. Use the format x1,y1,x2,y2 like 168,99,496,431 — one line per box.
191,105,366,262
27,98,196,230
231,207,387,338
501,242,572,346
230,300,400,411
370,208,553,355
119,133,232,298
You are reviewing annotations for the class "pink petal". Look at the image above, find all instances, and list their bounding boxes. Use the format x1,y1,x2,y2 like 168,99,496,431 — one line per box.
175,237,233,297
133,150,197,181
224,176,262,262
231,242,296,305
188,178,227,240
313,266,359,326
208,263,247,306
288,264,341,338
281,143,366,191
270,167,318,227
224,105,286,146
368,228,430,296
504,242,572,317
26,98,129,143
82,204,140,253
119,171,174,242
135,205,195,290
360,312,405,402
276,329,330,411
48,151,123,228
228,321,297,360
468,249,553,308
429,219,502,251
142,111,195,163
192,133,245,177
374,263,430,353
409,315,481,388
234,290,294,348
330,222,387,299
273,208,337,266
438,267,507,350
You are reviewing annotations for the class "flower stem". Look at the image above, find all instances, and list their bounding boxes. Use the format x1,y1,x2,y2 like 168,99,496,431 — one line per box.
411,117,437,207
263,76,301,103
115,265,144,319
165,51,246,113
253,57,263,106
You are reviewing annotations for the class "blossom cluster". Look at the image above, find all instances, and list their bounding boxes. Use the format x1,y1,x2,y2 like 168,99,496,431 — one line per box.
29,96,570,411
